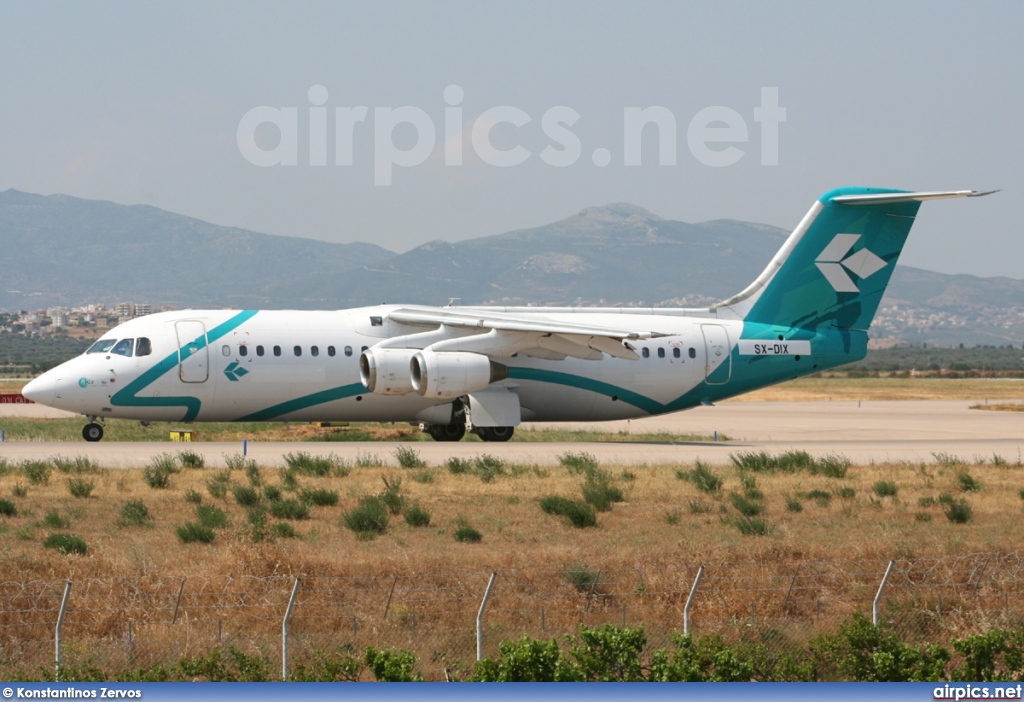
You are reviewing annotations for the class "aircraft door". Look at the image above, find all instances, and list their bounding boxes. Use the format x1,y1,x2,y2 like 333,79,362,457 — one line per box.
701,324,731,385
175,320,209,383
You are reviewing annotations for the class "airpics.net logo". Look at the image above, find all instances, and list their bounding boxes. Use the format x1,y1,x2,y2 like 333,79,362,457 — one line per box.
236,85,786,185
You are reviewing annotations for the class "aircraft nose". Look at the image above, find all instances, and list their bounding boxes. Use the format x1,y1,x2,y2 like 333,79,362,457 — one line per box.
22,375,55,406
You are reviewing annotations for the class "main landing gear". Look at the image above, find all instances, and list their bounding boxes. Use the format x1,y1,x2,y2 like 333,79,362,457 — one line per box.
421,399,515,442
82,417,104,442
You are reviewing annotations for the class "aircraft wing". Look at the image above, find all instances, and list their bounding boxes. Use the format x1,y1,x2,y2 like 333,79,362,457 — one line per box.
387,307,670,361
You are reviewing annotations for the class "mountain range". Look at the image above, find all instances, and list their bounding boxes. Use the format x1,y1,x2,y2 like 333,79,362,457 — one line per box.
2,188,1021,346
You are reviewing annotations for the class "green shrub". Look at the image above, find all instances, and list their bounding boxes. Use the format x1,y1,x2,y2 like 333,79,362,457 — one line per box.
284,451,335,477
150,453,181,474
738,473,763,500
393,446,426,469
224,453,257,472
403,504,431,527
272,522,298,539
804,489,832,506
43,510,69,529
246,507,267,542
835,486,856,500
196,504,229,529
0,498,17,517
263,485,282,502
729,492,763,517
176,522,216,544
564,564,600,592
915,512,933,522
942,497,973,524
559,452,599,476
665,508,682,525
812,454,850,478
454,523,483,543
184,489,203,504
118,501,153,528
539,495,597,528
67,477,95,498
474,454,505,483
446,457,473,474
678,498,709,516
379,475,404,514
409,469,436,484
42,533,87,555
786,497,803,513
355,452,382,468
300,487,339,507
810,612,949,681
178,450,205,469
11,483,28,498
1019,488,1024,501
52,455,101,474
245,463,262,487
581,471,624,512
731,516,771,536
342,496,390,537
364,647,423,682
232,484,261,507
957,471,982,493
918,496,936,507
873,481,898,498
143,464,172,489
279,468,300,491
677,461,723,494
933,452,966,468
21,459,52,485
270,499,309,520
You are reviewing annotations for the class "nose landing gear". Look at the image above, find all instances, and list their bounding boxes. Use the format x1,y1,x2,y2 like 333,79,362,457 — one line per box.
82,417,104,442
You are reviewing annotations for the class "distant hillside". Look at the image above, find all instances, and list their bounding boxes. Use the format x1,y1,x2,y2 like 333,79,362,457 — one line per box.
0,189,391,310
3,189,1024,346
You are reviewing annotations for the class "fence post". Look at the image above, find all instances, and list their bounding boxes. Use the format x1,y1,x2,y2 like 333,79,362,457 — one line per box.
584,571,601,613
684,566,704,635
171,577,186,624
383,575,398,619
782,564,801,610
476,572,497,662
55,581,71,681
281,577,300,681
873,560,895,626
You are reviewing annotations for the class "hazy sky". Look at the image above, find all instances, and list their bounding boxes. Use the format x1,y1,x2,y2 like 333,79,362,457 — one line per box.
2,1,1021,278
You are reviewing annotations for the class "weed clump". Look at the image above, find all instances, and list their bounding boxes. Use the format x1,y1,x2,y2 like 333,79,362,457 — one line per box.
403,503,431,527
474,455,506,483
540,495,597,528
300,488,339,507
196,504,229,529
688,499,712,514
42,511,69,529
178,451,205,469
143,455,179,489
270,499,309,520
67,477,95,499
52,455,101,474
729,493,764,517
272,522,299,539
581,471,624,512
676,461,723,494
21,460,52,486
42,533,87,555
564,564,600,592
0,499,17,517
730,516,772,536
118,501,153,528
224,453,258,472
184,489,203,504
342,496,390,537
454,523,483,543
559,452,599,476
284,451,342,477
942,497,973,524
957,471,982,493
730,451,849,478
176,522,216,544
232,484,261,507
873,481,898,498
394,446,427,469
446,457,473,475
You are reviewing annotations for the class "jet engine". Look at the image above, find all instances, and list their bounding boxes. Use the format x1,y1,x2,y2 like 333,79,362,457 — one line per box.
359,348,419,395
411,350,508,399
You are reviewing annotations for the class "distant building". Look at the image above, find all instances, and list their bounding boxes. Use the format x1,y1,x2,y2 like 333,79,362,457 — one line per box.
135,303,152,316
115,302,135,318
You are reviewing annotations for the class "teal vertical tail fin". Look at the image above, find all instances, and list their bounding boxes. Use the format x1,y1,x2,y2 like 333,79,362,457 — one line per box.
716,188,995,331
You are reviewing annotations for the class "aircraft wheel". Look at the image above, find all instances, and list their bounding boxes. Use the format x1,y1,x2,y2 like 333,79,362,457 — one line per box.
82,423,104,442
429,422,466,442
478,426,514,442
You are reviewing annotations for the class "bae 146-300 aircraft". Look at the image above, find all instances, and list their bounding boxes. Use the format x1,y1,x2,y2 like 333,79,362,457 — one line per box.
23,187,995,442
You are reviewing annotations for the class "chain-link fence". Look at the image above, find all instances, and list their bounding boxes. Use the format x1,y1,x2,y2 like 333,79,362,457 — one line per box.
3,551,1024,680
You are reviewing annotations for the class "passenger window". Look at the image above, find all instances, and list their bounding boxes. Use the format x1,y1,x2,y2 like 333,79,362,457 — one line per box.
87,339,117,354
345,346,353,357
689,348,696,359
294,346,302,357
370,316,383,326
642,348,650,358
673,347,681,359
273,346,281,357
111,339,134,357
239,345,248,357
311,345,319,357
135,338,152,357
222,345,230,356
256,345,265,357
328,346,336,357
657,348,665,359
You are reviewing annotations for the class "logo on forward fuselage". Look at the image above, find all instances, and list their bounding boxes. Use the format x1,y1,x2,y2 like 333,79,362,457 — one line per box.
814,233,886,293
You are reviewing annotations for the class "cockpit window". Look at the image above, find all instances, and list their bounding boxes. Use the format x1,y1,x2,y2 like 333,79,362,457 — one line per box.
87,339,117,354
111,339,134,357
135,337,152,357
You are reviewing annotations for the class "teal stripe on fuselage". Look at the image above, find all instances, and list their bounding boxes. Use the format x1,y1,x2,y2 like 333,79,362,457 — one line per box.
110,310,259,421
234,383,365,422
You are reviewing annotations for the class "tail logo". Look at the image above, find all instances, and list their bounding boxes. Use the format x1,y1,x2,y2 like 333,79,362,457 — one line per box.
814,233,887,293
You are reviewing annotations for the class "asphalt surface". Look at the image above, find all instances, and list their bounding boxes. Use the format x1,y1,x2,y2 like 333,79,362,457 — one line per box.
1,398,1021,467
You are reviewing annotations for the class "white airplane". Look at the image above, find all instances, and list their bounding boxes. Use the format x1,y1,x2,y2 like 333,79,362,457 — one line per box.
23,187,994,442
